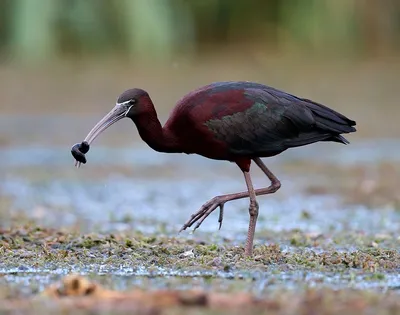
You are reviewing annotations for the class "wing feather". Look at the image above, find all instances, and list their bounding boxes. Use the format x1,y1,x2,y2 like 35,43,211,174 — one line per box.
203,83,356,157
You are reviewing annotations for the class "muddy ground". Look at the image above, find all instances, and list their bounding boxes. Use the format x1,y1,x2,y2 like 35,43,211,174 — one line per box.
0,57,400,314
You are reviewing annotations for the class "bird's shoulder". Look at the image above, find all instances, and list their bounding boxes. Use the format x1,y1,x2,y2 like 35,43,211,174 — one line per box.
187,82,318,155
166,82,316,137
190,82,315,130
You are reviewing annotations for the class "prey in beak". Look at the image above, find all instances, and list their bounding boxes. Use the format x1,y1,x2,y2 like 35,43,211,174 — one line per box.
71,100,134,167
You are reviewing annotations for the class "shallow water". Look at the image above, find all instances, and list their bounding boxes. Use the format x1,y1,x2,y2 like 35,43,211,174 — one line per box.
2,172,400,239
1,266,400,298
1,116,400,297
1,137,400,236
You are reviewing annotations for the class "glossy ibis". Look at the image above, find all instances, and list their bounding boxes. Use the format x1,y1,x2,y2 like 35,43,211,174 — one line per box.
71,81,356,256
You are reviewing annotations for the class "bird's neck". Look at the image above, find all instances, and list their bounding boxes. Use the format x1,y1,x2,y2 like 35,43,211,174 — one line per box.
131,107,181,153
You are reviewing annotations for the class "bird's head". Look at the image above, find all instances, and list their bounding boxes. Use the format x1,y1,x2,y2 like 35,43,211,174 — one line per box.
72,88,152,167
83,88,150,145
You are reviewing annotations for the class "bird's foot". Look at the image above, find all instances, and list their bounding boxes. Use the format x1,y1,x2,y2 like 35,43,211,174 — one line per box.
179,196,226,233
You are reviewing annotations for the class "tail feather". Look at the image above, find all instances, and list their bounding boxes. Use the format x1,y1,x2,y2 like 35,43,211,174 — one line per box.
315,117,356,134
327,134,350,144
285,132,334,147
302,98,356,134
285,132,350,149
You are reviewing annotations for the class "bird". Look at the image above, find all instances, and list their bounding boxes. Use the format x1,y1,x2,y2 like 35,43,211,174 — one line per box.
71,81,356,257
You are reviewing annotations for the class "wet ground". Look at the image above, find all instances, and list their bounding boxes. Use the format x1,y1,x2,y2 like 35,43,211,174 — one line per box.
1,113,400,309
1,58,400,313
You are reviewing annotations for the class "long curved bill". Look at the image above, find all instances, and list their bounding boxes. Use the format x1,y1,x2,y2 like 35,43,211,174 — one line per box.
75,104,127,168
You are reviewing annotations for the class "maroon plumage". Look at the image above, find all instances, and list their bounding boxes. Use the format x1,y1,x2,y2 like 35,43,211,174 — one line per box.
72,81,356,256
163,81,355,170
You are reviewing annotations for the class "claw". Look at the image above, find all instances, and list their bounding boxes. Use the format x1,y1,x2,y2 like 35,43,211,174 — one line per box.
180,197,226,233
218,204,224,230
178,223,187,233
179,207,205,232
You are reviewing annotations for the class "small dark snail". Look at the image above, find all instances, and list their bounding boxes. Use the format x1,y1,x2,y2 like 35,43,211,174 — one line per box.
71,141,90,164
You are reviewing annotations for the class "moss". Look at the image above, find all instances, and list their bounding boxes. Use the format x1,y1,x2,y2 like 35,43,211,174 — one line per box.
0,224,400,308
125,239,134,248
365,273,386,281
207,244,218,251
300,210,312,219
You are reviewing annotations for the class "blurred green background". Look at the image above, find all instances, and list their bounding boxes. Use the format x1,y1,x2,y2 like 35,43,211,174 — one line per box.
2,0,400,61
0,0,399,143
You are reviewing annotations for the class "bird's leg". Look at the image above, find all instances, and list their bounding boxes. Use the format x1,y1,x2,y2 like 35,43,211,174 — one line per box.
243,171,258,256
253,157,280,187
179,158,281,235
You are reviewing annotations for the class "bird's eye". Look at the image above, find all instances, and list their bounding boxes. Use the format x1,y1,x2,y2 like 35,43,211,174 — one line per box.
128,99,136,105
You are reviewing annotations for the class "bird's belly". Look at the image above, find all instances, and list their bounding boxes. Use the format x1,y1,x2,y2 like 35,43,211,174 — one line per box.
170,122,251,161
181,140,236,161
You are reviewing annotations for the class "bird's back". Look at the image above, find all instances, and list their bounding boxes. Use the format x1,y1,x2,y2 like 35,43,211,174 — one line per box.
165,81,356,159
